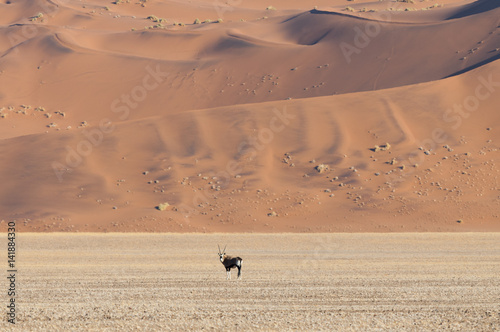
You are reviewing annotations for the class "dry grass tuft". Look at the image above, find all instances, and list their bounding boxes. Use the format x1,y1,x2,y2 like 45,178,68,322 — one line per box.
156,202,171,211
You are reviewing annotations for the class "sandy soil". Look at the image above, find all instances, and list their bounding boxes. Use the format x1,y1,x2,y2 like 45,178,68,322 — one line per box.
1,233,499,330
1,0,500,232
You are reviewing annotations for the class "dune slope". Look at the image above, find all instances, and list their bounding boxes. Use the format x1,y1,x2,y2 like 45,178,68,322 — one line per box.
0,0,499,232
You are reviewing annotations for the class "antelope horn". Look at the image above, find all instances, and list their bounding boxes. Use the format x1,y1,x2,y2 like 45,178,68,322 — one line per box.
218,244,221,254
223,244,227,253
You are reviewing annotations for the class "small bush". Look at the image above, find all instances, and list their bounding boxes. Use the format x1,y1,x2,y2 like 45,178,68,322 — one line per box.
156,202,171,211
315,164,329,173
372,143,391,152
30,13,43,21
147,15,159,22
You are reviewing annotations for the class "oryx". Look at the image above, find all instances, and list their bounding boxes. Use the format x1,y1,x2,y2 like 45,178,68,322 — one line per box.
218,244,242,280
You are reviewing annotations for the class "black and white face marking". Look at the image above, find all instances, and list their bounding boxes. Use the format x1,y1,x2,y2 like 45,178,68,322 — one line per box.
218,253,225,263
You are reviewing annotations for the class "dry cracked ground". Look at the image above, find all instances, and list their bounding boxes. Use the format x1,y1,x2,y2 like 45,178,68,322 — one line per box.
1,233,500,331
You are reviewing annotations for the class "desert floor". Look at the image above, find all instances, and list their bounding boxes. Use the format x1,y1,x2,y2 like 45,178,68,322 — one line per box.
1,233,499,331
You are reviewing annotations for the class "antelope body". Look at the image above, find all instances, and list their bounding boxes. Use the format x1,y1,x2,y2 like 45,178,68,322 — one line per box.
218,245,242,280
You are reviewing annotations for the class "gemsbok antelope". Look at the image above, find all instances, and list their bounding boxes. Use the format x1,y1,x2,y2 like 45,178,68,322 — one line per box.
218,244,242,280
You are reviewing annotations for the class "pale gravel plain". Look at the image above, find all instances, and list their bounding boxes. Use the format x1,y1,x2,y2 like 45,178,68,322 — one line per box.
1,233,500,331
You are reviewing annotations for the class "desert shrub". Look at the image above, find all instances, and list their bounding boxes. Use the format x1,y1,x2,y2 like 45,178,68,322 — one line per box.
157,202,170,211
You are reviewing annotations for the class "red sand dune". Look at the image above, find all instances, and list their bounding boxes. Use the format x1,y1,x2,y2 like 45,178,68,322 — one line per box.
0,0,499,232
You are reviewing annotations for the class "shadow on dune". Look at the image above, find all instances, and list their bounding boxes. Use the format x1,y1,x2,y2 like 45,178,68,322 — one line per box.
447,0,500,19
446,53,500,78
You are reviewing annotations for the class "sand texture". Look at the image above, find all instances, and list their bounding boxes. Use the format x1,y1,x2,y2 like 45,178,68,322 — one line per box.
1,0,500,232
1,233,499,331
